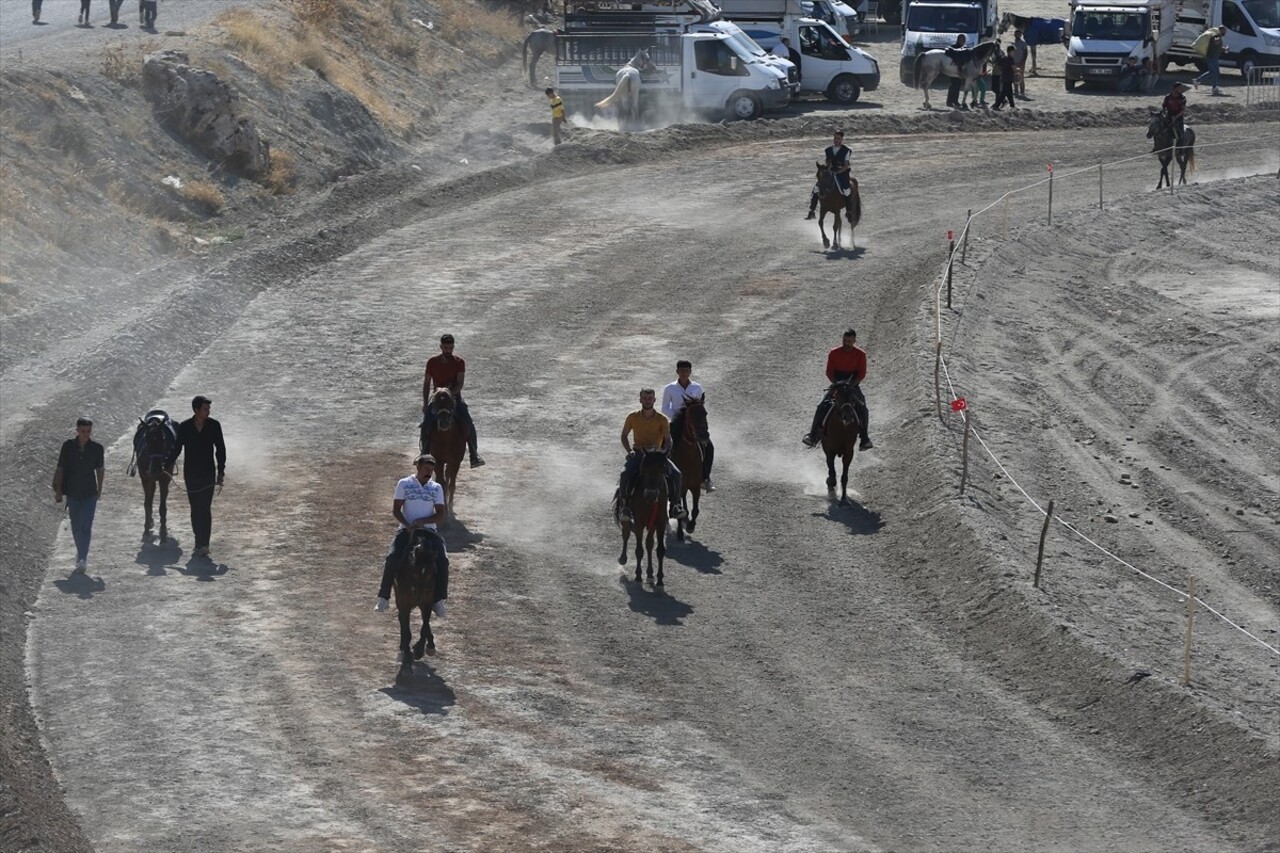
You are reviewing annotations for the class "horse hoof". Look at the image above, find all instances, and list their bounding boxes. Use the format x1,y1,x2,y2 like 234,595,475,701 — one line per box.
413,646,425,660
618,555,628,566
686,521,696,534
822,239,830,249
827,476,837,488
426,644,437,656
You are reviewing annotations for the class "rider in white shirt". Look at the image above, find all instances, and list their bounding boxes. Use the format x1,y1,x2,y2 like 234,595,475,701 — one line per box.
661,360,716,491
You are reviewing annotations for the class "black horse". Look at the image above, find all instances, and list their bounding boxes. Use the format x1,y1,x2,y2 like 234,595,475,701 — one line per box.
392,530,440,673
821,379,864,507
131,410,176,540
670,397,710,541
1147,110,1196,189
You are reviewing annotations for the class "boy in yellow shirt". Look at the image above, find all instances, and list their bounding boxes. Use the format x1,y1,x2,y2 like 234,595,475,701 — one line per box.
546,87,566,146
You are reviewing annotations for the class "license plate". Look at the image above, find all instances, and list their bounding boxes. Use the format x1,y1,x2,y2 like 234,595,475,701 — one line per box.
1088,68,1111,75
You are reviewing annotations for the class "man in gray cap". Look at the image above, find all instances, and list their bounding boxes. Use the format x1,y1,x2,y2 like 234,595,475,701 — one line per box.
374,454,450,616
166,395,226,557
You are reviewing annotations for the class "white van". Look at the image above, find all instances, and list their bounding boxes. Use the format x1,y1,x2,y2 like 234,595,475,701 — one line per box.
1169,0,1280,76
735,17,882,100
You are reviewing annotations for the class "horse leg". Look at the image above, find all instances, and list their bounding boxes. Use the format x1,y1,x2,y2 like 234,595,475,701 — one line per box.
635,533,644,583
833,216,841,251
398,606,413,673
142,473,155,533
620,522,632,566
645,527,655,583
413,606,432,659
655,526,665,588
825,451,837,490
686,488,699,535
820,212,830,249
840,452,853,506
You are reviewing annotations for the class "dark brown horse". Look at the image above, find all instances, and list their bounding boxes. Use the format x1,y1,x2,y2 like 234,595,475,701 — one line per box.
421,389,466,523
821,379,863,506
670,396,709,542
392,530,439,673
615,450,668,586
131,411,175,540
815,163,861,251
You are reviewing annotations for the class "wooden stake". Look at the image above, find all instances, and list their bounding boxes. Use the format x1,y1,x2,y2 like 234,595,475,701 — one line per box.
1098,162,1103,209
946,247,954,309
1047,168,1054,226
960,210,971,264
959,406,972,495
933,341,943,418
1034,499,1054,588
1183,574,1197,686
1002,195,1009,239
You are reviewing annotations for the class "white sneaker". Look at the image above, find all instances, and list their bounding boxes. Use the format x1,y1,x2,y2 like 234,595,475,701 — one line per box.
433,600,446,618
374,597,389,612
73,559,87,574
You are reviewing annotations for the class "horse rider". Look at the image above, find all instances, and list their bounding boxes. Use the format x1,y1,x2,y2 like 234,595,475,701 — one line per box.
662,359,715,491
801,328,874,451
619,388,687,520
805,129,857,224
945,34,971,108
374,453,449,616
1161,82,1189,146
421,333,486,467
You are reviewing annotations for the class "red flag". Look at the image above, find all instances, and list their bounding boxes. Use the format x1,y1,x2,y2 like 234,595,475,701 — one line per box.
951,397,967,412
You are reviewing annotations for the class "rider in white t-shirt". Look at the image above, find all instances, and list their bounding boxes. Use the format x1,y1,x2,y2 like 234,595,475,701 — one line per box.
374,454,449,615
661,359,716,491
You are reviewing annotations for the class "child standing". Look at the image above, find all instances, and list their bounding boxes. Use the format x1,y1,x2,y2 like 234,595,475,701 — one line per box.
546,87,565,146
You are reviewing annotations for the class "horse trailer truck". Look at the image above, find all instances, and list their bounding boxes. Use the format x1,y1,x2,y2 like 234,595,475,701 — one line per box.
898,0,998,85
1168,0,1280,76
555,30,790,121
1064,0,1175,88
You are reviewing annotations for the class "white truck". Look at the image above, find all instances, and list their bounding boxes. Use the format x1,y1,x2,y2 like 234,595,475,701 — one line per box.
732,16,882,100
554,30,791,119
1168,0,1280,77
898,0,998,85
1064,0,1174,88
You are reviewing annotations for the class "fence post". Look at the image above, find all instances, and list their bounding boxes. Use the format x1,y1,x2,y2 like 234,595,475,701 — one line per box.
1098,162,1103,209
946,229,954,308
1047,163,1054,226
1034,499,1054,588
1002,195,1009,240
1183,574,1197,686
934,341,943,418
960,210,971,264
959,406,972,495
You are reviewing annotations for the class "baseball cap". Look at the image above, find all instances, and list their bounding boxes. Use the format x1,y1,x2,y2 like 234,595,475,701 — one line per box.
192,395,212,410
415,453,437,466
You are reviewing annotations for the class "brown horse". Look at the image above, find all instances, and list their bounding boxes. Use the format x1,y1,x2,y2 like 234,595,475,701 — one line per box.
421,389,466,523
615,450,668,586
815,163,861,251
392,530,439,673
670,396,709,542
821,379,863,506
131,411,175,540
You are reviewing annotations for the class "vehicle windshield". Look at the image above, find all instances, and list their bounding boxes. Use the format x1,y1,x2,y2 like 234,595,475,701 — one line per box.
725,30,768,57
905,7,982,32
1071,10,1150,39
727,39,758,64
1242,0,1280,27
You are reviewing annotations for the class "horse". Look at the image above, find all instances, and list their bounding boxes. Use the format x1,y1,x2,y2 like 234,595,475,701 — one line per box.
391,530,439,674
421,389,466,523
1147,110,1196,189
820,379,863,507
594,48,658,127
998,13,1069,76
522,28,558,88
669,396,709,542
815,163,861,251
914,41,1002,110
615,449,668,586
130,410,176,540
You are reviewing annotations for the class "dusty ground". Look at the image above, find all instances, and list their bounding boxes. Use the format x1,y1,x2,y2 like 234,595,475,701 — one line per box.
2,1,1279,851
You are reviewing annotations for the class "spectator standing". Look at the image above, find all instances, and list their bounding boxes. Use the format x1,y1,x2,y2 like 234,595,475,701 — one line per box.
32,0,43,24
77,0,91,25
1012,30,1030,97
1194,26,1226,95
140,0,157,28
166,395,227,557
992,47,1016,110
546,87,565,146
53,418,105,574
107,0,124,24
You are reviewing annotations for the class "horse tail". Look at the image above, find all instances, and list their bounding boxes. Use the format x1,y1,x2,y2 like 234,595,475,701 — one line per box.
595,82,622,110
848,178,862,229
913,53,926,89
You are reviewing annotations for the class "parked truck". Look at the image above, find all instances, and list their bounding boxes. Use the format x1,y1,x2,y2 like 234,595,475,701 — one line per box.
732,16,882,100
555,30,791,120
1167,0,1280,76
898,0,998,85
1064,0,1174,88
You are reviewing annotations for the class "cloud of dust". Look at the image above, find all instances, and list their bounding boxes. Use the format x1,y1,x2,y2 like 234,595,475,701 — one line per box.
706,414,842,499
218,418,284,489
566,99,712,134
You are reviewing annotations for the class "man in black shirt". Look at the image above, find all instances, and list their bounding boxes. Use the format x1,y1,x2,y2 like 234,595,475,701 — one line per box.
166,395,227,557
53,417,105,573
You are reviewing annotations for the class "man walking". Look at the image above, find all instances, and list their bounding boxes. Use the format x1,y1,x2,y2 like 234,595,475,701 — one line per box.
53,417,105,574
166,395,227,557
1194,26,1226,95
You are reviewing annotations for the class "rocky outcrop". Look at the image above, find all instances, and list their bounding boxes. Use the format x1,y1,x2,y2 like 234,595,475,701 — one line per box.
142,49,270,179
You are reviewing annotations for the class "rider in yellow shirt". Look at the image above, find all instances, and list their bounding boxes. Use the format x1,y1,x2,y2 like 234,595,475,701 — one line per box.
619,388,686,520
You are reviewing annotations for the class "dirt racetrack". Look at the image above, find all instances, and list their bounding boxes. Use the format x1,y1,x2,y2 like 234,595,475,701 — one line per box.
7,115,1277,852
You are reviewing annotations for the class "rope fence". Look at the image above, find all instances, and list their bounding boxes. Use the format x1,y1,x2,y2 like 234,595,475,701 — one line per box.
926,132,1280,669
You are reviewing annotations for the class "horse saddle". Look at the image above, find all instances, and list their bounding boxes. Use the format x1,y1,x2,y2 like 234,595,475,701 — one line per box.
945,48,973,68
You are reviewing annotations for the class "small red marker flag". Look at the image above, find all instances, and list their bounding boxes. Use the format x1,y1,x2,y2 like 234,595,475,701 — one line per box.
951,397,967,412
947,229,954,241
1047,163,1054,173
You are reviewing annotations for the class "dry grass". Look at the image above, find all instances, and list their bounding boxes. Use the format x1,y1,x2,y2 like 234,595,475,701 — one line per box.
265,149,296,195
181,179,226,214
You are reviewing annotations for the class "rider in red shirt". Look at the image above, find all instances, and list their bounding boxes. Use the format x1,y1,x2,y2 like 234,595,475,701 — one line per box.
802,328,873,450
1161,82,1188,145
421,334,486,467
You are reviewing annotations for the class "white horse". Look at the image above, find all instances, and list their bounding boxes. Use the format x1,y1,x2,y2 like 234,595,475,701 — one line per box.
594,49,658,126
913,41,1002,109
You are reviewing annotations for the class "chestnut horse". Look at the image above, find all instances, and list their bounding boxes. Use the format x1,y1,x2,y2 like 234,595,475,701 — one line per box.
615,449,668,586
669,396,709,542
815,163,861,251
392,530,439,673
821,379,863,506
421,389,466,523
130,410,176,539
